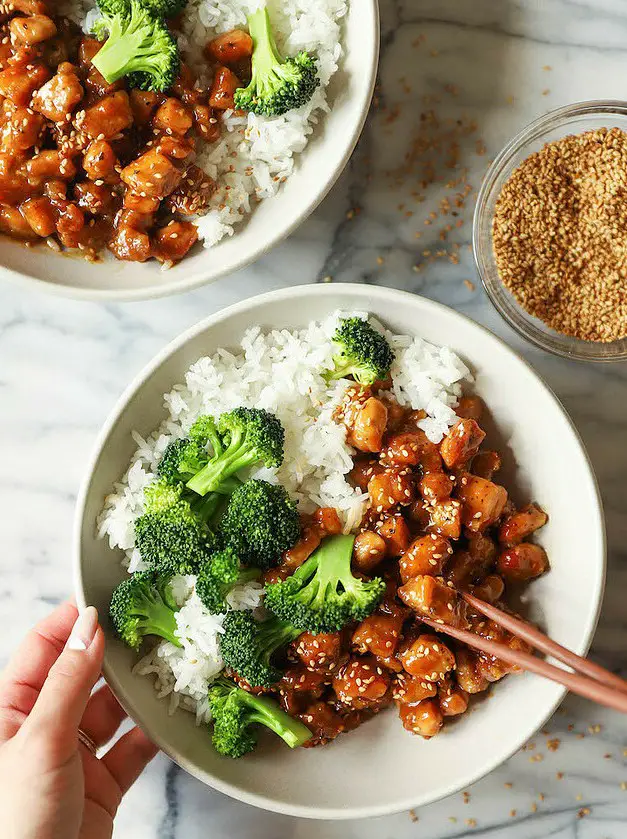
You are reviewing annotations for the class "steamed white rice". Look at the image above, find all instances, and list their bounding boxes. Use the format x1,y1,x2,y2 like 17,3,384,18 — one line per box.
63,0,347,248
99,312,471,720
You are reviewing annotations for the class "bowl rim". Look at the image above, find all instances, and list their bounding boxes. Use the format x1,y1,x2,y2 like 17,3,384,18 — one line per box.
73,283,606,819
0,2,380,302
473,99,627,362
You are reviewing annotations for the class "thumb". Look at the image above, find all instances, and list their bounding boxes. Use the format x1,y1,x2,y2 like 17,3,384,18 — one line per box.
23,606,105,763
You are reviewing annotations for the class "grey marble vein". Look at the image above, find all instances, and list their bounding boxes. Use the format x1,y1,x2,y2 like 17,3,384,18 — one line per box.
1,0,627,836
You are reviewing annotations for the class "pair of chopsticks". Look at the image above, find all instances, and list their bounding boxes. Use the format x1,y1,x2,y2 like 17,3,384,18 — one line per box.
420,591,627,714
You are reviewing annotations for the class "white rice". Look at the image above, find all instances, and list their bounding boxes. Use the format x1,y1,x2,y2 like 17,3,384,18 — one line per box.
62,0,347,248
100,312,471,720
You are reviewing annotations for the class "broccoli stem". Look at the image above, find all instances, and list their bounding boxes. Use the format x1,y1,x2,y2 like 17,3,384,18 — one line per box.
187,433,258,496
297,533,356,605
139,588,182,647
232,684,312,748
247,6,282,77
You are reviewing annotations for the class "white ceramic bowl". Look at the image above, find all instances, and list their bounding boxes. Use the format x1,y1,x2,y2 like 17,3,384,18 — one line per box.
74,284,605,819
0,5,379,301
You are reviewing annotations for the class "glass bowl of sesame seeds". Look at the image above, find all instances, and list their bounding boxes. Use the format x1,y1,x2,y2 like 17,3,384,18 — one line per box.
473,101,627,361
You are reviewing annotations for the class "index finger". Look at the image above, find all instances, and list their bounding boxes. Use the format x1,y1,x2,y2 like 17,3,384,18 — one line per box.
0,601,79,743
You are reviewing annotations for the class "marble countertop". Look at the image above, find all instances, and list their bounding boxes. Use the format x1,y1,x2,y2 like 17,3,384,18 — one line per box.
2,0,627,836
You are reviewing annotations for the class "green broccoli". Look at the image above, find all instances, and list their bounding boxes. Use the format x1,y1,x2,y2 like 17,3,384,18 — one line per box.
209,677,312,758
92,0,180,93
98,0,187,16
219,610,301,688
220,479,300,570
196,547,261,614
233,6,319,117
135,480,218,575
109,570,181,651
264,534,385,633
186,408,285,497
325,317,395,385
158,437,209,486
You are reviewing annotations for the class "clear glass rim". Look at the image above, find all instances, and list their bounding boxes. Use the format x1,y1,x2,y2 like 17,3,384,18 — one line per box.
473,100,627,363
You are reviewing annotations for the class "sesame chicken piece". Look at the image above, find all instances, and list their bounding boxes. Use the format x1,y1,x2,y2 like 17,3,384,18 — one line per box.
471,450,501,480
166,164,216,217
298,701,346,747
332,655,390,709
439,418,486,469
352,530,387,575
349,456,383,491
419,471,453,502
19,196,56,237
455,647,490,694
80,91,133,140
392,672,437,703
73,180,116,216
352,613,404,659
153,97,193,136
32,63,84,123
0,0,49,18
192,103,221,142
53,199,85,248
154,132,196,162
123,192,160,213
498,503,548,547
457,474,508,532
108,225,152,262
471,574,505,604
368,467,414,511
346,396,388,453
1,105,44,151
399,534,452,583
9,14,56,46
380,431,424,467
497,543,549,582
429,497,462,539
399,633,455,681
205,29,253,66
208,65,241,110
398,698,443,738
24,149,76,183
293,631,345,674
438,675,469,716
373,513,411,557
398,575,467,628
455,395,483,420
129,89,162,126
153,220,198,264
82,139,119,183
0,62,50,106
0,204,39,239
120,149,183,199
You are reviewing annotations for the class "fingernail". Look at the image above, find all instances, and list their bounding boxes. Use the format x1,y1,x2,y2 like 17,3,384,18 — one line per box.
67,606,99,651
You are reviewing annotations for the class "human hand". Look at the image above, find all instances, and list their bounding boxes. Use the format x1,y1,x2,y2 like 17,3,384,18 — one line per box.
0,601,159,839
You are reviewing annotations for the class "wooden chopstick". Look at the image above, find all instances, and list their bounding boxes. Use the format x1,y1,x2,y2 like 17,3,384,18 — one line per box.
462,592,627,696
418,599,627,714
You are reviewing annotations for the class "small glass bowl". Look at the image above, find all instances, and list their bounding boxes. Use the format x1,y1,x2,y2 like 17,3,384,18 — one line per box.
473,101,627,362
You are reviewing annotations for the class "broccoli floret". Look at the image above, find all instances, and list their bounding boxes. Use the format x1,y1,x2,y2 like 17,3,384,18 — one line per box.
98,0,187,16
158,437,209,486
109,570,181,651
135,482,218,575
186,408,285,497
233,6,319,117
264,534,385,633
219,610,301,688
325,317,395,386
220,479,300,570
209,677,312,758
92,0,179,93
196,547,261,614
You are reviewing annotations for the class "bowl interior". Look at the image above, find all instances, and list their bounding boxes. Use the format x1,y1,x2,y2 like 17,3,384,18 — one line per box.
0,2,378,301
474,102,627,361
75,285,605,819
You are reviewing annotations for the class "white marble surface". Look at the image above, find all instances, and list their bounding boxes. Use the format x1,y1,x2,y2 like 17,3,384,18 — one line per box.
2,0,627,836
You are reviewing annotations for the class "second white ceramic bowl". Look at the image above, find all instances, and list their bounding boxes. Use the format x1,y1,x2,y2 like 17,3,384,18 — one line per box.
74,284,605,819
0,3,379,300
